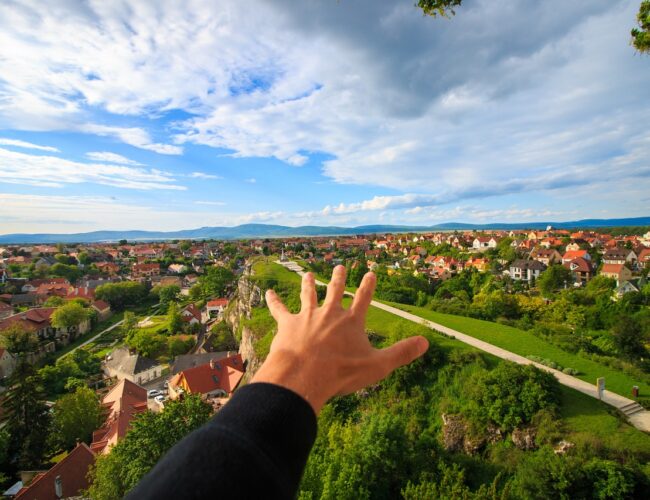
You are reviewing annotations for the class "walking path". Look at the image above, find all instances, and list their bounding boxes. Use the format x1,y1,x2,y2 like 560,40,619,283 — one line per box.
277,260,650,432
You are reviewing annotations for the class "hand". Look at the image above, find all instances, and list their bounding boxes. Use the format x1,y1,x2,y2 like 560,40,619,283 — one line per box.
252,265,429,414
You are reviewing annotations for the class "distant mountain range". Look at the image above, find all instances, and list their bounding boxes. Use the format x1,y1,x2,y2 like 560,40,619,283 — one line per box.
0,217,649,244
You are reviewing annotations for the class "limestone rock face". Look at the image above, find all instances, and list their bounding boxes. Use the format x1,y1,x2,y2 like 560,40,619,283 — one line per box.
554,440,575,455
441,414,486,455
511,427,538,451
226,271,264,378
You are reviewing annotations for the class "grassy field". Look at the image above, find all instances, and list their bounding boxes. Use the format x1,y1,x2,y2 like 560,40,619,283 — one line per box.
252,257,302,284
386,302,650,399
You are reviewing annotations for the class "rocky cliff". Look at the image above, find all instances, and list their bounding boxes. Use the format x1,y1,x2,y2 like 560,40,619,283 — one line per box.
226,266,265,378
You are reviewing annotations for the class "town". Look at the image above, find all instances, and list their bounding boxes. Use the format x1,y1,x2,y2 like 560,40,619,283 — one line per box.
0,225,649,498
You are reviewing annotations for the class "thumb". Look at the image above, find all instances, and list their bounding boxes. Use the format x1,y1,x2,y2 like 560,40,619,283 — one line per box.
379,335,429,375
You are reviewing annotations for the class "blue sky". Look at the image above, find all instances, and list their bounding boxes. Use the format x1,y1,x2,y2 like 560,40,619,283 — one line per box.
0,0,648,234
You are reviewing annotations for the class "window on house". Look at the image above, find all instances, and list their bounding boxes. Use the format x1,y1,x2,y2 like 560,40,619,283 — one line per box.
212,375,219,384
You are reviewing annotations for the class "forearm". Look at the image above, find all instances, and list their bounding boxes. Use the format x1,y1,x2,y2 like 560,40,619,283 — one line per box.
126,383,317,499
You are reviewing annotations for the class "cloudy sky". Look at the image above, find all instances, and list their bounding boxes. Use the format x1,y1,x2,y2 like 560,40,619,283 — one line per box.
0,0,648,234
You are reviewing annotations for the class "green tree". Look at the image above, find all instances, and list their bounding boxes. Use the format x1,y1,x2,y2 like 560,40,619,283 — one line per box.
87,395,212,499
0,325,50,468
121,311,138,338
209,321,237,351
125,330,165,358
538,265,573,297
472,363,560,430
167,301,183,335
95,282,147,310
152,284,181,309
50,386,103,450
418,0,462,18
77,252,91,265
612,316,647,361
51,302,92,331
632,1,650,52
196,266,234,300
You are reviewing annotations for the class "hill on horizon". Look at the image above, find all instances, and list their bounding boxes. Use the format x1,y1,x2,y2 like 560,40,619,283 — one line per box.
0,217,648,244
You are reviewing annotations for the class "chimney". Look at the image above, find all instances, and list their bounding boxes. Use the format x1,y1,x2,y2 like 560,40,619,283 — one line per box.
209,359,216,370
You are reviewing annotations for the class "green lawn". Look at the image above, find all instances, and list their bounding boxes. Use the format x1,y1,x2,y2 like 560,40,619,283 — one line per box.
252,257,302,284
387,302,650,399
55,312,124,359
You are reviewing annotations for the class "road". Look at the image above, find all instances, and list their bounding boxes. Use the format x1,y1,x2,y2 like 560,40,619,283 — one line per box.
277,260,650,433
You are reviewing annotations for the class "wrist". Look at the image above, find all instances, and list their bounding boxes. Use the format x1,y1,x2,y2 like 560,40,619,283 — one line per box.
252,349,326,415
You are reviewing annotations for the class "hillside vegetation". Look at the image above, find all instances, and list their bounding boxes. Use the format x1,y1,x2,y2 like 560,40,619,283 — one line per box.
246,261,650,498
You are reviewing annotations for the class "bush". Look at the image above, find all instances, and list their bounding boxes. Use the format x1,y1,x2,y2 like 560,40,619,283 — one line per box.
471,363,560,431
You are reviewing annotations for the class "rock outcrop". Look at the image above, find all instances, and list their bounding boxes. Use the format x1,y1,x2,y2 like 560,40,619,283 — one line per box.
511,427,538,451
226,269,265,379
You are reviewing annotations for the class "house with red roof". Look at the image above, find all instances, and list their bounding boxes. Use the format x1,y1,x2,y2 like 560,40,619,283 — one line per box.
132,263,160,278
168,353,244,400
206,298,229,318
15,443,95,500
600,263,632,285
181,303,202,325
92,300,112,321
564,257,593,285
561,250,590,265
90,379,148,454
0,301,12,320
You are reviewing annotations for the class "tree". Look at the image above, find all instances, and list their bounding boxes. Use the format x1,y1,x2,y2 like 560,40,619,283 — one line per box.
50,386,103,450
195,266,234,300
167,301,183,335
632,1,650,53
472,363,560,431
538,265,573,296
87,395,212,499
125,330,165,358
152,284,181,309
209,321,237,351
77,252,91,265
0,325,50,468
51,302,92,331
121,311,138,338
612,317,647,361
418,0,462,18
95,282,147,310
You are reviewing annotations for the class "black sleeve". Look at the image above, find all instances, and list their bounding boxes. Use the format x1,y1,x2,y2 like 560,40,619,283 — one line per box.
125,382,318,500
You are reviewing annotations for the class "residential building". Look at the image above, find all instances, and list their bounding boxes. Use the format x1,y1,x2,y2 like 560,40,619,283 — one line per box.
602,248,637,265
206,298,229,318
103,346,163,384
14,443,95,500
531,248,562,266
168,353,245,400
508,259,546,281
91,379,148,454
564,257,593,285
600,263,633,285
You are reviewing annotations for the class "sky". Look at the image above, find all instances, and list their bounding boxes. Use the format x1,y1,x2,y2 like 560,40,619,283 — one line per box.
0,0,648,234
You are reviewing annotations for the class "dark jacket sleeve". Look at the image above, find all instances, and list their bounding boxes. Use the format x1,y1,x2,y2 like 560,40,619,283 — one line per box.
125,382,318,500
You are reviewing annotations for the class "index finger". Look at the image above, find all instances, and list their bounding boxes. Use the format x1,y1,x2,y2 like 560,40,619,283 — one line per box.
323,265,346,308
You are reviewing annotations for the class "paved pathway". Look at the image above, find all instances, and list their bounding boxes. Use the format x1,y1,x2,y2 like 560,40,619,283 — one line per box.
277,261,650,433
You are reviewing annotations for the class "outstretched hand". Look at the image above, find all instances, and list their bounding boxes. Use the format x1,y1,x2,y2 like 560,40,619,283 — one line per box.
252,265,429,414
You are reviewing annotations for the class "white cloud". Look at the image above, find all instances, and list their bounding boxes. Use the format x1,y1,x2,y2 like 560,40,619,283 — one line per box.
85,151,141,165
194,200,226,206
245,178,257,183
82,124,182,155
0,137,59,152
190,172,222,180
0,0,647,214
0,147,186,190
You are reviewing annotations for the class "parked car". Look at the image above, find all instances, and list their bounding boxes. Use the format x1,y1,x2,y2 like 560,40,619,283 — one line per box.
148,389,162,398
154,394,165,405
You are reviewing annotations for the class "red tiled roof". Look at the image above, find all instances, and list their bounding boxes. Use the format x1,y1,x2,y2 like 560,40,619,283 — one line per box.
15,443,95,500
90,379,147,454
92,300,111,311
0,308,55,333
170,354,244,396
207,298,228,308
601,263,625,274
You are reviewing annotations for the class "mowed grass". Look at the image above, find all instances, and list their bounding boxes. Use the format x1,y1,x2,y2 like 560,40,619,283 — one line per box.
252,257,302,284
386,302,650,399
